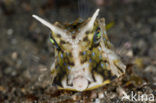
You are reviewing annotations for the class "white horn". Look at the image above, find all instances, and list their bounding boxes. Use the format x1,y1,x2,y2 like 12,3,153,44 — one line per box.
32,15,72,42
76,9,100,43
87,9,100,29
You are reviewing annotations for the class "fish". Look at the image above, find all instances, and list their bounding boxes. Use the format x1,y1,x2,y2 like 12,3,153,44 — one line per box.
32,9,126,91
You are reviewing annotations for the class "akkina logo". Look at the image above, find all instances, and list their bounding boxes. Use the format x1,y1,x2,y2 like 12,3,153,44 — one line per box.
121,91,155,102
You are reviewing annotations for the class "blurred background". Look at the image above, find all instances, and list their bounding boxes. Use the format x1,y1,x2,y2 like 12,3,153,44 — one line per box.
0,0,156,102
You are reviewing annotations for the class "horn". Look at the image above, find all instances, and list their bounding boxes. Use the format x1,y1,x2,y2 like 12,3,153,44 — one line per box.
87,8,100,29
76,9,100,43
32,15,72,42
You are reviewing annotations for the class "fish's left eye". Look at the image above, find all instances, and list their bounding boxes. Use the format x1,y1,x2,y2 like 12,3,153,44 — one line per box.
96,31,101,38
93,27,101,43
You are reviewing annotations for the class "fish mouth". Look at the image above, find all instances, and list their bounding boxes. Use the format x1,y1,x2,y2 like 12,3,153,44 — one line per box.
73,76,88,91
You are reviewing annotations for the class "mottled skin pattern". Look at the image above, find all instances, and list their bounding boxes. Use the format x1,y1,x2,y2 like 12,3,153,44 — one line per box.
33,9,126,91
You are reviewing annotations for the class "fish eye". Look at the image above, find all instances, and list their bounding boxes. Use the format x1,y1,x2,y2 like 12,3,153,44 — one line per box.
49,33,60,50
93,27,101,43
50,38,55,44
96,27,101,38
96,31,101,38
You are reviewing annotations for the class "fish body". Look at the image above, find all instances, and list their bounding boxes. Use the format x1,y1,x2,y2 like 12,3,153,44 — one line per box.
32,9,126,91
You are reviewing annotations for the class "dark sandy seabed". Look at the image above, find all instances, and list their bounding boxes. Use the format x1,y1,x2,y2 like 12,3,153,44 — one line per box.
0,0,156,103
